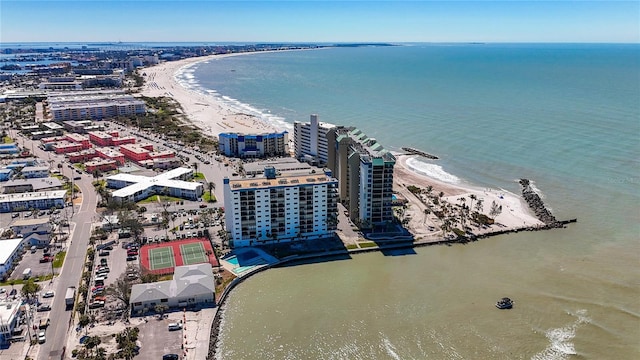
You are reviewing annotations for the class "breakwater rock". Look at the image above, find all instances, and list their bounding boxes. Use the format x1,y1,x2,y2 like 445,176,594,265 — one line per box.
402,147,438,159
519,179,563,228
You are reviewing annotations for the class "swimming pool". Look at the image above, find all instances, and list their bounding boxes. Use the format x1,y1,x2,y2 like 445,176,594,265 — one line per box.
225,256,239,266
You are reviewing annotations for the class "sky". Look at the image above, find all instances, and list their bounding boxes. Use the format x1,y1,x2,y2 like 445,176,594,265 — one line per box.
1,1,638,43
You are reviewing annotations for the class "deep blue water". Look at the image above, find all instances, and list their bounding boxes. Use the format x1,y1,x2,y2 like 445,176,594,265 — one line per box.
181,44,640,359
186,44,639,245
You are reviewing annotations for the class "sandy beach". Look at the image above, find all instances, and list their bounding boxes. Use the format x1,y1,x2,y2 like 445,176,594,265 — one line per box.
140,53,280,138
141,52,543,240
393,154,543,240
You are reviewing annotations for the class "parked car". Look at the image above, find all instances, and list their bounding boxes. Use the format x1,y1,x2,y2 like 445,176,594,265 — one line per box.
11,213,19,218
42,290,55,298
88,301,105,309
38,331,46,344
98,251,110,257
126,256,137,261
199,204,207,208
73,176,81,180
167,323,182,331
37,304,51,312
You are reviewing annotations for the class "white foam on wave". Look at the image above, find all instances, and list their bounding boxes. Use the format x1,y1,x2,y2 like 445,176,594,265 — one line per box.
172,61,293,132
531,309,590,360
528,180,545,199
406,157,461,184
379,335,401,360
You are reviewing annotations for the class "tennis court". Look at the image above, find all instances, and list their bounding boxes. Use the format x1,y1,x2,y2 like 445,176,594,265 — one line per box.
180,242,207,265
148,247,175,270
140,238,219,275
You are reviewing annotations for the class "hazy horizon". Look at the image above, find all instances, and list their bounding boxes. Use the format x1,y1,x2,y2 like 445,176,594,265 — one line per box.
1,1,638,44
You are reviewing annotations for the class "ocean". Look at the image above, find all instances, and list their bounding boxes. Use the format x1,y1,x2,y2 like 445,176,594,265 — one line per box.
179,44,639,359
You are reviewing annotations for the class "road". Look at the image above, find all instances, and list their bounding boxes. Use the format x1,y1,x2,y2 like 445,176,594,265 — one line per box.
17,135,98,360
17,121,234,360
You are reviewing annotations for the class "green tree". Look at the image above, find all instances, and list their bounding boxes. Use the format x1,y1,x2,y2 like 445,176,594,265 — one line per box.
79,314,91,335
20,279,40,300
154,304,169,315
489,200,502,218
207,181,215,202
84,336,102,358
106,274,134,313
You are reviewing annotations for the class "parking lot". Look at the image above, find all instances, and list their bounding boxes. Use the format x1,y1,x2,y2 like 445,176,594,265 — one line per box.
136,318,183,360
10,246,58,281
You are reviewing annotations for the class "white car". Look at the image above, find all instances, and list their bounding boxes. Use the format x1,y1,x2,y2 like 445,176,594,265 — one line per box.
168,323,182,331
38,331,46,344
42,290,55,298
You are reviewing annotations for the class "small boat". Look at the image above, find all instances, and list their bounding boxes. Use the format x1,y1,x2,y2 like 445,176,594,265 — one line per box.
496,297,513,309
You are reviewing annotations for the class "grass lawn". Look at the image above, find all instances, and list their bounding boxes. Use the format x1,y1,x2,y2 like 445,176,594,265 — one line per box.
203,192,216,203
359,242,378,248
193,172,205,180
138,195,159,203
53,251,66,268
346,244,358,250
0,274,53,286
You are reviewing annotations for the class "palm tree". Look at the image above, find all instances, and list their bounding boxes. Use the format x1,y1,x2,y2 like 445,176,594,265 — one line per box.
192,162,199,176
78,314,91,335
475,199,484,213
207,181,215,202
468,194,477,214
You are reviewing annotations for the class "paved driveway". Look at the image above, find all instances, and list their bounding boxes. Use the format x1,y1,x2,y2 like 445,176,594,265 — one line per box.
136,318,183,360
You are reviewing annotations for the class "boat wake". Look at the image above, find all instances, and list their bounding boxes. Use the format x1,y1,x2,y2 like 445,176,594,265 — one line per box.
531,309,590,360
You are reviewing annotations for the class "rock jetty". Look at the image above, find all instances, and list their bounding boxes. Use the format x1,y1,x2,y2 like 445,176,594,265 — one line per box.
402,147,438,159
519,179,563,228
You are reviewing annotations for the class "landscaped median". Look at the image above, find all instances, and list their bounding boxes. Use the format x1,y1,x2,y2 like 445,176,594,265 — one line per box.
53,251,66,268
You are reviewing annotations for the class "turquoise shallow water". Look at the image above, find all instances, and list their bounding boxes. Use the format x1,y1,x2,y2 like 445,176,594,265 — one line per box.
179,44,639,359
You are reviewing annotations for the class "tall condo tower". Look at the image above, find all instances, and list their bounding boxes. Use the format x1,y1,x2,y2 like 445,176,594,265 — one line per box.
327,127,396,229
293,114,336,166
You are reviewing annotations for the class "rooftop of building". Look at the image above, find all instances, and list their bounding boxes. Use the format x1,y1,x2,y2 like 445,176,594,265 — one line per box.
243,157,313,175
0,239,23,266
337,127,396,163
108,167,200,197
0,190,66,203
2,177,62,190
227,171,336,190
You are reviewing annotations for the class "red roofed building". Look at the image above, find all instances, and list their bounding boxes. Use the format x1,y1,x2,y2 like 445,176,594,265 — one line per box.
112,136,136,146
88,131,114,146
119,143,151,163
67,149,97,163
65,133,91,148
86,159,118,173
52,141,85,154
95,147,125,165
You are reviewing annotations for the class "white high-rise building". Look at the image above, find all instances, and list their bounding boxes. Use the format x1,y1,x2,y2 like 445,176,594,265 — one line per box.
293,114,336,166
223,169,338,247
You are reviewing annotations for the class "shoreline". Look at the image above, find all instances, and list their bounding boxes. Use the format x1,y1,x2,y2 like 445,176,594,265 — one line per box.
139,49,318,138
138,53,559,360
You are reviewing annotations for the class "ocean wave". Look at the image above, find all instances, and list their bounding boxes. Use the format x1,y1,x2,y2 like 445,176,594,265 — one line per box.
405,157,461,184
379,336,401,360
528,180,545,199
531,309,590,360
